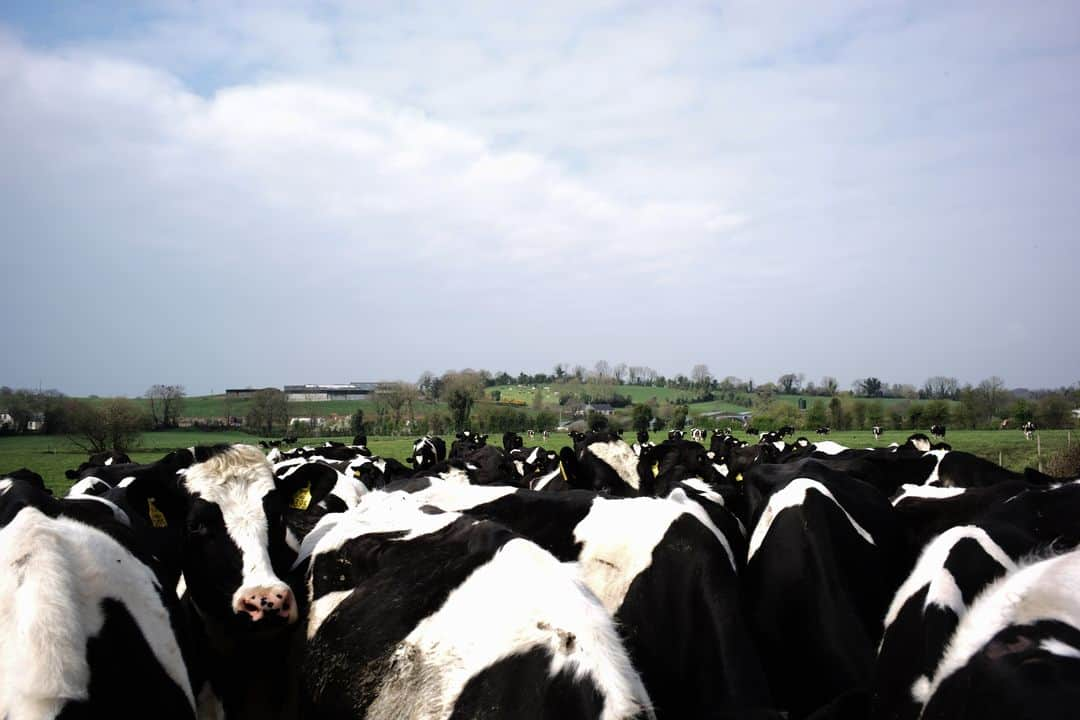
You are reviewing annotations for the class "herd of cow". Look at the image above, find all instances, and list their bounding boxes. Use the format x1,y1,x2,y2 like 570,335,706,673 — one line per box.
0,424,1077,719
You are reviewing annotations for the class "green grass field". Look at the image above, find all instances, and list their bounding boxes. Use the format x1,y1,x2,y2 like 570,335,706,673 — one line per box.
2,427,1074,496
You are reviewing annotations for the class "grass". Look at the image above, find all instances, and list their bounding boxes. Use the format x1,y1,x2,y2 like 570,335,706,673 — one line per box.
3,427,1075,496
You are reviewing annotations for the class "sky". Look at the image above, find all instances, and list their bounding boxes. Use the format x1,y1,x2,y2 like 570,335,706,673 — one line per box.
2,1,1078,397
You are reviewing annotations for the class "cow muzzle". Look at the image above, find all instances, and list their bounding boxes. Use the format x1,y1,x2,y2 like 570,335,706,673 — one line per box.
234,583,297,624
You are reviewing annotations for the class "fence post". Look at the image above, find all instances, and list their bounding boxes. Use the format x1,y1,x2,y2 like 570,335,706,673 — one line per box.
999,450,1003,468
1037,432,1043,473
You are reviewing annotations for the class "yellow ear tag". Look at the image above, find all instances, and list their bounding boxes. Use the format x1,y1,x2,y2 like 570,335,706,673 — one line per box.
147,498,168,528
735,473,744,483
558,461,568,483
651,462,660,477
290,485,312,510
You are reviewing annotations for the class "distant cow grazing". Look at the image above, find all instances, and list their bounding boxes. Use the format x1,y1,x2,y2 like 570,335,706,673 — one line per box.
930,424,946,439
816,426,830,435
872,425,883,440
1022,421,1037,440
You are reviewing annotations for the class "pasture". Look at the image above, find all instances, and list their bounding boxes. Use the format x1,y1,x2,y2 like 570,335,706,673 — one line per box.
1,427,1073,495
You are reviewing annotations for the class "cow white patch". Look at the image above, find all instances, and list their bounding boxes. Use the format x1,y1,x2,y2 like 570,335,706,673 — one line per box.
307,589,352,640
747,478,875,562
925,549,1080,704
586,440,641,490
362,536,653,720
392,480,517,513
1041,638,1080,659
812,441,850,455
531,467,563,491
66,476,110,497
884,526,1015,631
66,496,132,527
0,507,195,717
104,457,114,466
922,450,950,486
712,462,729,477
573,494,736,614
891,483,966,506
0,479,11,495
679,478,725,506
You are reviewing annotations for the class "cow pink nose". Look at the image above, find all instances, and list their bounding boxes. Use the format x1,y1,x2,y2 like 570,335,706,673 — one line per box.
235,585,297,623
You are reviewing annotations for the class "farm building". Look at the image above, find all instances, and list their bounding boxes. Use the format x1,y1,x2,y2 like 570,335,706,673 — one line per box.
225,387,279,398
284,383,379,402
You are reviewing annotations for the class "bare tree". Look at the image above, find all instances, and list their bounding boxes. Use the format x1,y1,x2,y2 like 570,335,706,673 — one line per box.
777,373,803,394
613,363,628,384
246,389,289,436
594,360,612,382
380,382,419,434
820,376,839,396
691,364,712,390
145,384,186,429
69,398,148,453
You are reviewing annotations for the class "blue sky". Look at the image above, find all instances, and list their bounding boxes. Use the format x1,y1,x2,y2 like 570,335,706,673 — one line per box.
2,1,1078,396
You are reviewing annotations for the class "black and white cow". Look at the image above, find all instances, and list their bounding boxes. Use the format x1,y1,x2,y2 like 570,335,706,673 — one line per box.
1022,421,1037,440
375,480,769,718
930,424,946,439
502,431,524,451
63,450,133,480
560,431,645,496
816,426,831,435
0,473,198,719
918,549,1080,719
136,445,306,716
743,465,908,717
873,524,1024,720
407,435,447,471
873,425,883,440
296,497,656,719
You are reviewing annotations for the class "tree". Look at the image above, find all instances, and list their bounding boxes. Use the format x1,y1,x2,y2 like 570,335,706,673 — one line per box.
777,373,803,394
443,370,485,431
865,401,884,429
417,371,439,400
922,400,951,427
0,387,37,432
553,363,567,381
820,376,838,396
692,364,712,390
977,376,1009,420
856,377,883,398
631,404,654,433
806,399,828,429
924,376,959,400
246,389,289,436
145,384,186,429
672,404,689,431
69,397,148,453
613,363,628,384
1010,399,1035,424
350,408,365,435
829,397,845,429
851,402,867,430
380,381,418,434
1036,394,1072,429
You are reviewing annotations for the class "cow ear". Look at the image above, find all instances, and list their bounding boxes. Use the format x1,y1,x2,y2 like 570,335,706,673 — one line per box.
65,469,79,479
275,465,337,510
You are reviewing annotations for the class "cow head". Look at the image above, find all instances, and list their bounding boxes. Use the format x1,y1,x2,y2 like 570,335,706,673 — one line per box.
409,436,440,470
180,445,298,630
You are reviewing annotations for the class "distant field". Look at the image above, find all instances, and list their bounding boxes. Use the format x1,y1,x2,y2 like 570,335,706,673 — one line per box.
2,427,1073,495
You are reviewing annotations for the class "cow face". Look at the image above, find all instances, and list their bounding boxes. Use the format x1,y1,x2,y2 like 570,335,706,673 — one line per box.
181,445,298,630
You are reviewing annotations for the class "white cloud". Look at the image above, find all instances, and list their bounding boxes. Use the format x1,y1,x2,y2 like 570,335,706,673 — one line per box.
1,1,1078,393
